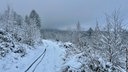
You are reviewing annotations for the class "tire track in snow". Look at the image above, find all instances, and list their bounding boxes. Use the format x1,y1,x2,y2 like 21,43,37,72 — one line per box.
34,40,65,72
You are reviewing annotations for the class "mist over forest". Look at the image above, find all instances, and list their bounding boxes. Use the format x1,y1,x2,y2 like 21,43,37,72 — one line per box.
0,0,128,72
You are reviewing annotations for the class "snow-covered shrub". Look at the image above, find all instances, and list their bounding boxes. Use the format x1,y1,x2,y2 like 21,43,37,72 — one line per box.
0,30,13,58
0,29,27,58
61,66,70,72
61,39,125,72
13,44,26,57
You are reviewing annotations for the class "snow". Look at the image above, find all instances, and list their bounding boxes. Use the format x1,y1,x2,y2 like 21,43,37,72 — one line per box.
65,56,82,69
33,40,65,72
0,39,126,72
0,40,66,72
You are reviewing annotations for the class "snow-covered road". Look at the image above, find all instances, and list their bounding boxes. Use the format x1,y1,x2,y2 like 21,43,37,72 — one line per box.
0,40,66,72
33,40,65,72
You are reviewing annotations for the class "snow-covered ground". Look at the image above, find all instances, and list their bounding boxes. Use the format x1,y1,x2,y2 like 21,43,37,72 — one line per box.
0,40,66,72
0,39,126,72
33,40,66,72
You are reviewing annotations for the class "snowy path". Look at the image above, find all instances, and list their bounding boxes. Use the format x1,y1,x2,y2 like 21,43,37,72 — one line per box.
0,40,66,72
33,40,65,72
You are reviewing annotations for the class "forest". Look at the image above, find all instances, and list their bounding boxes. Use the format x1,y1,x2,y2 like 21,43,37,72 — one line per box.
0,6,127,72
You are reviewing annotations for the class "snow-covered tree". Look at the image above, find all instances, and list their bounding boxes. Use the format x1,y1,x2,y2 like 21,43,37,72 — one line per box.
23,10,41,45
29,10,41,29
99,11,126,71
25,15,30,25
87,27,93,37
92,20,102,52
73,21,83,47
0,6,24,42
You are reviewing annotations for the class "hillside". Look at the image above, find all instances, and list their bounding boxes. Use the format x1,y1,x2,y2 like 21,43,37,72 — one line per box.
0,40,66,72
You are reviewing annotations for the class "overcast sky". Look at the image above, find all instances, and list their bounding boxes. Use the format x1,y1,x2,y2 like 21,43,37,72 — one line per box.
0,0,128,30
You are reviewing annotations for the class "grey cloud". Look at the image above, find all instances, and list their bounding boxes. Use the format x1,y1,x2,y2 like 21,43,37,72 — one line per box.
0,0,128,30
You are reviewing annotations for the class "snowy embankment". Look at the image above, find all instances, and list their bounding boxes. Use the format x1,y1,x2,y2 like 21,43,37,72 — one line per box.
0,40,66,72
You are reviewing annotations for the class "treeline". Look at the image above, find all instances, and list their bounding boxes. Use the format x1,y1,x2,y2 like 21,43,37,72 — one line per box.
62,11,128,72
0,6,42,58
0,6,42,46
